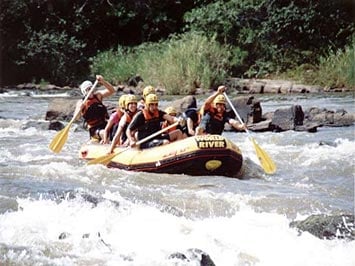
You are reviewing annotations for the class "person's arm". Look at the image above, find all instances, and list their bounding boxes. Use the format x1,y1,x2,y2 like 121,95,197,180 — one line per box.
127,112,143,147
109,116,126,153
126,127,138,147
228,118,246,131
96,75,115,99
74,100,83,121
203,85,226,108
186,117,195,136
162,113,178,124
101,116,115,144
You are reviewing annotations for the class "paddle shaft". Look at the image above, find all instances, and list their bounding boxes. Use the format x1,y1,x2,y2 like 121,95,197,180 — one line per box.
72,79,99,122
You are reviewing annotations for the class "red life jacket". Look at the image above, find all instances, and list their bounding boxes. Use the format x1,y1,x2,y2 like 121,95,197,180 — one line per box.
161,120,177,132
114,109,124,124
203,106,226,134
81,95,108,128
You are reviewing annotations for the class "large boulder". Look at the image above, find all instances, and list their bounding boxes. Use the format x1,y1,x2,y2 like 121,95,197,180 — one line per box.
271,105,305,131
229,96,263,124
45,98,77,121
170,95,197,114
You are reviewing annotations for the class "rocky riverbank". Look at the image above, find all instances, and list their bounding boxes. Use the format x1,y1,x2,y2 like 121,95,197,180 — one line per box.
1,78,353,94
3,78,353,133
45,94,355,134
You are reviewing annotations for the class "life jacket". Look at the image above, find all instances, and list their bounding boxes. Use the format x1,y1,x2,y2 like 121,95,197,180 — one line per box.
161,120,177,133
137,109,162,140
114,109,124,125
81,94,108,128
120,110,137,143
184,108,201,127
109,109,125,140
204,106,226,135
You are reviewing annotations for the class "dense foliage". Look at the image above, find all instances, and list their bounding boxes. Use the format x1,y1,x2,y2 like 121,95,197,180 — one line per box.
0,0,354,89
184,0,354,77
0,0,200,86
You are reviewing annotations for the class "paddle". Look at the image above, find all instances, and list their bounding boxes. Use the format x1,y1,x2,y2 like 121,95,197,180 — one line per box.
87,120,180,165
49,80,99,153
223,92,276,174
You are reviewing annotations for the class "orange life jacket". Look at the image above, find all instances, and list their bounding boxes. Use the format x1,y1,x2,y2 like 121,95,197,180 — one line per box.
142,108,160,122
137,109,162,139
202,105,227,134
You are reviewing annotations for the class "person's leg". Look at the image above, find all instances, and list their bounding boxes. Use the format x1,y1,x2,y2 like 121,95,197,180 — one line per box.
168,129,184,141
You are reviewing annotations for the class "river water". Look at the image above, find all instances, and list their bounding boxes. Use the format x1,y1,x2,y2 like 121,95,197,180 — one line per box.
0,90,354,265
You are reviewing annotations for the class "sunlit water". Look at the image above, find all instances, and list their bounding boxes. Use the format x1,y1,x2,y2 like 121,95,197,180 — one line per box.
0,90,354,265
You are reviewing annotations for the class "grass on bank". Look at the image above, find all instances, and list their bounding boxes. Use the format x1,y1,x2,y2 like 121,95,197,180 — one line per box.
277,39,355,89
91,33,355,94
91,32,233,95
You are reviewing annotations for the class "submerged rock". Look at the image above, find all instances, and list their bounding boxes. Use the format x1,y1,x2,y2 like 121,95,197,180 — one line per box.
290,214,354,240
168,248,215,266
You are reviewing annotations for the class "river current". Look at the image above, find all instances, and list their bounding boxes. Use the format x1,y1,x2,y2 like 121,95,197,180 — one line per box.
0,90,354,265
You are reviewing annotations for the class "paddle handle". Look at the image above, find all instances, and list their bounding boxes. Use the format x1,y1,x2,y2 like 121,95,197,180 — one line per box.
223,92,251,136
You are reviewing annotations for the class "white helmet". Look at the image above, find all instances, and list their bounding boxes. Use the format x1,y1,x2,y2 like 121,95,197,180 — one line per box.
80,80,93,96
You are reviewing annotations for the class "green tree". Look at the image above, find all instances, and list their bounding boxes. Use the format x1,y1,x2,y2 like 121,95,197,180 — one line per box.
184,0,355,77
0,0,200,86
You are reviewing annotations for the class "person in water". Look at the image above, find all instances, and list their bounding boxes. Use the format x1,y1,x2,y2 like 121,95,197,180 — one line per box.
109,94,139,153
75,75,115,141
195,85,246,135
127,94,184,149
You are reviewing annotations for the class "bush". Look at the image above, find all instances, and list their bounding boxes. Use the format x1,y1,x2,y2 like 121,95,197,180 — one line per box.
90,46,139,85
315,40,355,89
91,32,233,94
277,38,355,89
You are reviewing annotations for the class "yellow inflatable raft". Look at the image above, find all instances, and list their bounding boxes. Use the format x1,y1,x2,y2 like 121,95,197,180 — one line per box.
79,135,243,178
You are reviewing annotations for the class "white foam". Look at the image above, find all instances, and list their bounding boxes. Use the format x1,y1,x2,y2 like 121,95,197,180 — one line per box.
0,195,353,266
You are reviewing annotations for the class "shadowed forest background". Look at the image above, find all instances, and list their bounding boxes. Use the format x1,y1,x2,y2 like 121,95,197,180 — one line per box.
0,0,354,93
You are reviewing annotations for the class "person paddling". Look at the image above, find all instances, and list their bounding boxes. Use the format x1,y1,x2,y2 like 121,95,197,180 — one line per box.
195,85,246,135
101,94,127,144
109,94,139,153
127,94,184,149
75,75,115,142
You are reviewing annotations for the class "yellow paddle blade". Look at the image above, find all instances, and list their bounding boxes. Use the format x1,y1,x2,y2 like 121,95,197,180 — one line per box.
87,152,119,166
251,137,276,174
48,121,73,153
